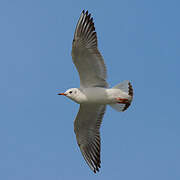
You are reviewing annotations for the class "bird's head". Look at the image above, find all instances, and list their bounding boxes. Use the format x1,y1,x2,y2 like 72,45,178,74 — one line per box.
58,88,82,103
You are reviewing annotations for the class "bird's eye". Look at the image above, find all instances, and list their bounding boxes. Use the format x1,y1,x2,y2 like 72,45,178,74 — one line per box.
69,91,72,94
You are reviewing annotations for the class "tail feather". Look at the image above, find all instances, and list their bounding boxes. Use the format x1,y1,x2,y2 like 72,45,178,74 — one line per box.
123,82,133,111
110,80,133,112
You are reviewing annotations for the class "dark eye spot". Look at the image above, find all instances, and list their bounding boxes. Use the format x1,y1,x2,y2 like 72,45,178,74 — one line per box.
69,91,72,94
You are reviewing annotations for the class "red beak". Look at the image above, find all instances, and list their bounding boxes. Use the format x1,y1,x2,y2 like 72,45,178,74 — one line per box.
58,93,66,96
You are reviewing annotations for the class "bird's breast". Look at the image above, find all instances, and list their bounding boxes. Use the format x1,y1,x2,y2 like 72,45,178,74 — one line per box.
82,88,111,104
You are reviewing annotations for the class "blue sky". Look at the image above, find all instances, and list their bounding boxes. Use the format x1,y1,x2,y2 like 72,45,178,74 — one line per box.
1,0,180,179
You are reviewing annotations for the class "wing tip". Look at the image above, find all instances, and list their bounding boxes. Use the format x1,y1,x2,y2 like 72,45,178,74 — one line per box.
81,9,90,15
79,142,101,173
73,10,97,47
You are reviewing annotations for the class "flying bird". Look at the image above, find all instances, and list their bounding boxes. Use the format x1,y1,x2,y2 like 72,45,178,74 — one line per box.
58,10,133,173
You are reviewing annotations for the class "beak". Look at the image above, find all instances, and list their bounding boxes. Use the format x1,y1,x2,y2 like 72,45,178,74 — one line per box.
57,93,66,96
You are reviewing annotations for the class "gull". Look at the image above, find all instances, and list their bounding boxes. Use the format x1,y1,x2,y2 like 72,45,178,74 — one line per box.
58,10,133,173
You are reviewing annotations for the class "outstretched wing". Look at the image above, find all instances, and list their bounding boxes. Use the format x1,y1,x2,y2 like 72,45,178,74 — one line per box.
74,104,106,173
71,10,108,88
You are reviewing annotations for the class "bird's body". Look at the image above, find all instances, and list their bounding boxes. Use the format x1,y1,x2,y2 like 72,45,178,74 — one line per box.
58,10,134,173
66,87,132,105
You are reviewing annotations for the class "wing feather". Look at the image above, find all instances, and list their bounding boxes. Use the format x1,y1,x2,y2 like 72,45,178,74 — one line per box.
74,104,106,173
72,10,108,88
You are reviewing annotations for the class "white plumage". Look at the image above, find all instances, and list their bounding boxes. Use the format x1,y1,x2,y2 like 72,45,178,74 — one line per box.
58,10,133,173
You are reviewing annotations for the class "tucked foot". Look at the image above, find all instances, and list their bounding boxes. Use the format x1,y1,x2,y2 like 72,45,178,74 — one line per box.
116,98,129,104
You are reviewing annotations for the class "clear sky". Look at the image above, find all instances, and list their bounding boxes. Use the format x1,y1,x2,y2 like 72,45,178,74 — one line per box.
1,0,180,179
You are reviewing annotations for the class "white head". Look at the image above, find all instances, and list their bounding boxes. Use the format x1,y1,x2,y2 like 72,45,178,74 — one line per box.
58,88,83,103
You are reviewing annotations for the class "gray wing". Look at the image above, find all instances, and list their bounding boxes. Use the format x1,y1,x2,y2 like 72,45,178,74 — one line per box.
71,10,108,88
74,104,106,173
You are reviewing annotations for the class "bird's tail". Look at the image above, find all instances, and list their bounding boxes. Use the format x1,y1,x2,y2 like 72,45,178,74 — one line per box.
109,80,133,112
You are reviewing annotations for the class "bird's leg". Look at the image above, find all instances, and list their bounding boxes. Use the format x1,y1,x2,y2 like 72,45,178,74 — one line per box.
116,98,129,104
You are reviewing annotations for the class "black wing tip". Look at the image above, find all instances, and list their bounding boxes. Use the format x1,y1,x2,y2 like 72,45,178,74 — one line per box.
81,10,93,23
92,156,101,173
81,9,90,15
80,146,101,174
74,10,97,47
93,166,100,173
81,144,101,173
